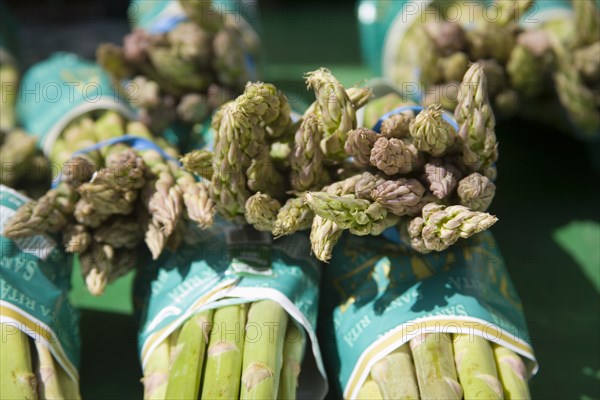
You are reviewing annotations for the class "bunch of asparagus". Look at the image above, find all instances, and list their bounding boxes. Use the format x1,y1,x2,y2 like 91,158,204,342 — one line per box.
0,59,51,195
545,0,600,137
182,63,498,262
0,128,50,195
356,333,530,400
0,324,80,400
392,0,558,120
141,300,305,400
97,0,260,133
2,111,215,295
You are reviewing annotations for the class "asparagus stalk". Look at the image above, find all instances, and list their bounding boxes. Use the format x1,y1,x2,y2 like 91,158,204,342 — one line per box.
168,327,181,369
200,303,248,400
355,378,383,400
142,337,170,400
0,63,18,132
370,345,419,400
240,300,289,399
165,310,213,399
55,363,80,400
0,323,38,400
410,333,462,399
34,341,64,399
278,322,305,400
0,129,37,187
453,334,503,399
492,344,531,400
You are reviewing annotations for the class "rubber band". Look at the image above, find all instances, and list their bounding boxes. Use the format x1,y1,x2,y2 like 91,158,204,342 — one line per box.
53,135,179,188
148,14,188,34
381,226,402,245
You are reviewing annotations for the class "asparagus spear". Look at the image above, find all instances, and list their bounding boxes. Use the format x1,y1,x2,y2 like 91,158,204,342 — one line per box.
305,68,357,160
370,345,419,400
410,333,462,399
2,182,77,238
290,112,329,191
0,129,37,187
34,341,64,399
492,344,531,400
453,334,503,399
370,136,420,175
240,300,288,399
310,215,343,263
0,63,18,132
245,192,281,232
0,323,38,400
278,322,305,400
355,378,383,400
55,362,80,400
457,173,496,212
409,104,456,157
201,303,248,399
408,203,498,253
142,337,170,400
272,197,314,238
165,310,213,399
303,192,396,236
180,149,214,180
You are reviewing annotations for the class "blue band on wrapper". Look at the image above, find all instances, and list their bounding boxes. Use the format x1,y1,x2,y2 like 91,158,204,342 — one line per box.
148,14,188,34
52,135,180,188
70,135,178,163
371,105,459,133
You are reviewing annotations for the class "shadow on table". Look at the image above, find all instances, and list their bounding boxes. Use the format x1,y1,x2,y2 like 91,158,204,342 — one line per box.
80,310,142,400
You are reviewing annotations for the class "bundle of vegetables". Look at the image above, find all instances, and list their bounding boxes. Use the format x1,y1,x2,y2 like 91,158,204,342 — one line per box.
1,185,81,400
0,57,50,195
0,128,50,195
0,324,80,400
181,63,498,262
356,334,530,399
542,0,600,137
2,111,215,295
387,0,559,121
141,300,306,400
97,0,260,133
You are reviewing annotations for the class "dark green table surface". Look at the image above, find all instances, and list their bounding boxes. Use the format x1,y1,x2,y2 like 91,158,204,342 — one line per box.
5,0,599,398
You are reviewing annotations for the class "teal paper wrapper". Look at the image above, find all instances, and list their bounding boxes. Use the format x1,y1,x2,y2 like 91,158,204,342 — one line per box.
16,52,134,156
319,230,538,399
134,220,328,399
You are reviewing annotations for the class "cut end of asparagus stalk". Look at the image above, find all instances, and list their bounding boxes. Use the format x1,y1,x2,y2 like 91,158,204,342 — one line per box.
240,300,289,400
242,362,275,391
201,303,247,399
370,345,419,400
356,378,383,400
